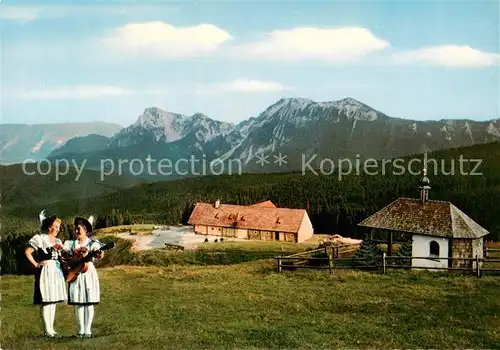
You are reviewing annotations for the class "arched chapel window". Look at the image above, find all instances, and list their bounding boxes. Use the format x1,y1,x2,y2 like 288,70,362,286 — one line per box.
429,241,440,257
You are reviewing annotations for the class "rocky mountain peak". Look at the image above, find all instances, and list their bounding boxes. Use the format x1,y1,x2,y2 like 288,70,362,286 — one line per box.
334,97,363,105
135,107,185,130
329,97,379,121
267,97,313,112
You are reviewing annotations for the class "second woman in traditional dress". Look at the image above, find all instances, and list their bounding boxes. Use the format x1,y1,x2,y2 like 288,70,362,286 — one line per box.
63,215,104,338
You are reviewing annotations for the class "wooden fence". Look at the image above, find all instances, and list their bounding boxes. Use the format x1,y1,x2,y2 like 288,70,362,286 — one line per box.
275,245,500,277
485,248,500,259
380,253,500,277
275,242,360,273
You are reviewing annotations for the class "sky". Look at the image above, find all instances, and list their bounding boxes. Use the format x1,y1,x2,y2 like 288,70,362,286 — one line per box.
1,0,499,126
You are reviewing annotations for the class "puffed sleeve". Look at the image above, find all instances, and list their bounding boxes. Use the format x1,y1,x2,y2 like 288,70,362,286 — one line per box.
63,240,74,253
89,239,102,252
28,234,42,249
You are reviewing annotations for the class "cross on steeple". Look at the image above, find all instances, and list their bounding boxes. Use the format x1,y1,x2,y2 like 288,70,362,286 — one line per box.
419,168,431,204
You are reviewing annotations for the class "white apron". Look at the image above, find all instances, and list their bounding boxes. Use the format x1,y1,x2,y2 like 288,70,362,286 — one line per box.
28,234,67,304
63,238,102,305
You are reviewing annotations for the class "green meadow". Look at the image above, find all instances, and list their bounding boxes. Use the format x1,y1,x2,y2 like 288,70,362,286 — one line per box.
3,254,500,349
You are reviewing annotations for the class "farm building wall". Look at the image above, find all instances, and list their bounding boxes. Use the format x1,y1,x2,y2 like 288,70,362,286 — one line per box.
236,229,247,239
194,224,298,242
194,225,208,235
194,225,226,236
248,230,296,242
297,213,314,243
411,234,449,269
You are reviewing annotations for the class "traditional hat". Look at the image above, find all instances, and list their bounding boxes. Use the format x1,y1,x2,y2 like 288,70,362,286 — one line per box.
74,215,94,234
39,210,59,232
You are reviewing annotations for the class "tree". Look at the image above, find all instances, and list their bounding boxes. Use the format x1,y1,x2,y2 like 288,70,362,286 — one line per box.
394,241,413,266
352,236,382,267
104,214,112,228
95,215,107,229
123,211,132,225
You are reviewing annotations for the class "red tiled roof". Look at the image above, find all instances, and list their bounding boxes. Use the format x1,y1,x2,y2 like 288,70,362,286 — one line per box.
188,202,306,233
358,198,489,239
249,200,277,208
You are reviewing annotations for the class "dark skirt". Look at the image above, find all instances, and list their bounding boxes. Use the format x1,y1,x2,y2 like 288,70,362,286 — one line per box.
33,268,43,304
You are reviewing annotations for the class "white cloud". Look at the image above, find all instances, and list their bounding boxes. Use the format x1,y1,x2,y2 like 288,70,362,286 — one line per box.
0,5,40,21
101,21,232,57
12,85,168,99
392,45,500,67
229,26,389,62
197,80,286,95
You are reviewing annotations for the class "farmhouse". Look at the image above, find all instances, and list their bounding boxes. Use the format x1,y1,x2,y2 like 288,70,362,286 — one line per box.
187,200,314,243
358,169,489,269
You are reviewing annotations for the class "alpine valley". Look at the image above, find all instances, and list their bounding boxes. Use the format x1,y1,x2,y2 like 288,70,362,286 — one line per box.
22,97,500,178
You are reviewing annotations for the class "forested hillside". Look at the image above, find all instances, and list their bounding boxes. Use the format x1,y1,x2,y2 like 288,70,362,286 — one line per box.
0,163,147,207
4,142,499,241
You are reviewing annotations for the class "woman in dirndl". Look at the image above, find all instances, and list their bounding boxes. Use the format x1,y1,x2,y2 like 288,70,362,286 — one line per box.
63,215,104,338
24,210,68,338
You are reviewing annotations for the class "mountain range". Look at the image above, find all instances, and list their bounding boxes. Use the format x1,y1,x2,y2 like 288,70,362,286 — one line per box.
0,122,123,165
3,97,500,177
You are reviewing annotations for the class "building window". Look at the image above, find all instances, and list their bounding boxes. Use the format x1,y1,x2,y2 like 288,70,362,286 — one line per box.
429,240,440,258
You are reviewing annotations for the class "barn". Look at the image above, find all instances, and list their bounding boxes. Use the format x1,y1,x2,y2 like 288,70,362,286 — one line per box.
187,200,314,243
358,170,489,269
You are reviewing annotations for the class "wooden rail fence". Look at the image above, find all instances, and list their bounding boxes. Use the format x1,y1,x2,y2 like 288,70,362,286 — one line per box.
275,243,360,273
485,248,500,259
275,246,500,277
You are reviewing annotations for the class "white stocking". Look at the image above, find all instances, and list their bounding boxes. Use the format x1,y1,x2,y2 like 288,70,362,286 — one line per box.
41,304,53,334
84,305,94,335
49,303,57,333
74,306,85,335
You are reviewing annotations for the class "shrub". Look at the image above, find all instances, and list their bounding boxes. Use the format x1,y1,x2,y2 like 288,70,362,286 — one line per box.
1,231,39,275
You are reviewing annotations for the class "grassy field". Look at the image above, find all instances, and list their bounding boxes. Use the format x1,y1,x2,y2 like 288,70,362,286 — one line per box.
93,238,320,268
94,224,158,236
2,257,500,349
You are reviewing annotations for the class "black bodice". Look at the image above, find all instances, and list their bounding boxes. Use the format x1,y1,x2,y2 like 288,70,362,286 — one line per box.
33,247,60,262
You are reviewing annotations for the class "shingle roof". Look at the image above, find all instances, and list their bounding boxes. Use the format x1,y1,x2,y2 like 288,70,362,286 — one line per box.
188,202,306,233
358,198,489,239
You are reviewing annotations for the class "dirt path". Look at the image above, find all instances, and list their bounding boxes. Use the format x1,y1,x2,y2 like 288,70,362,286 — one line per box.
117,226,246,250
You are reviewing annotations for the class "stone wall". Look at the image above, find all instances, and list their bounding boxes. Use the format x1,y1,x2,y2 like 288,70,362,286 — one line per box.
451,239,473,268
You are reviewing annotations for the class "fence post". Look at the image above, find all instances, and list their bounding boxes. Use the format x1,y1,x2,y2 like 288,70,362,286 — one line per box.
325,246,333,274
383,252,386,274
277,257,282,273
476,255,480,278
329,245,335,274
